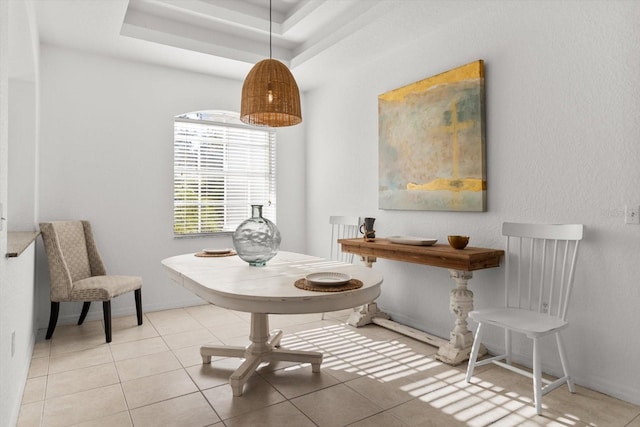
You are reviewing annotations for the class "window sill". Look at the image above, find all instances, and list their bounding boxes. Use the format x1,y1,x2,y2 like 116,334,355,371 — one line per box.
173,231,234,239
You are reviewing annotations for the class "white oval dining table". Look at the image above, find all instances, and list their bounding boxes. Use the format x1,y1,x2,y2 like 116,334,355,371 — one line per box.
161,251,383,396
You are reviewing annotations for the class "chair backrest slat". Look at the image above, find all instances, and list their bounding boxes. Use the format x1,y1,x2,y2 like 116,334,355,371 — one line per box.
527,238,534,310
548,239,559,316
329,216,360,263
555,240,569,316
504,234,511,307
536,239,546,313
503,222,584,321
516,237,522,308
562,239,581,319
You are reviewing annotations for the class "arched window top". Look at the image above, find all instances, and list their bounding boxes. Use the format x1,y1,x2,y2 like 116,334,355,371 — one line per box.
176,110,242,126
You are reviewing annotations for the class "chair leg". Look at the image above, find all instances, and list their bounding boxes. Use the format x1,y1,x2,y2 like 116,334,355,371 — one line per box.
103,301,112,343
505,329,512,364
134,289,143,325
78,302,91,325
45,302,60,340
556,332,575,393
466,322,484,382
532,337,543,415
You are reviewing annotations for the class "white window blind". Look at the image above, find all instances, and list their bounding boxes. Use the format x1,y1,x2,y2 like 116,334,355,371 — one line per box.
173,111,276,236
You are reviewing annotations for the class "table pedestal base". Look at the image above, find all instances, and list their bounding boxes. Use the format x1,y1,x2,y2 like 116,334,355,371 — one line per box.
200,313,322,396
435,340,487,365
348,258,486,365
434,269,487,364
347,302,389,327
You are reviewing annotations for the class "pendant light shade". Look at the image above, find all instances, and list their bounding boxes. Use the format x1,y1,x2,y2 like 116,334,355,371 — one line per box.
240,0,302,127
240,58,302,127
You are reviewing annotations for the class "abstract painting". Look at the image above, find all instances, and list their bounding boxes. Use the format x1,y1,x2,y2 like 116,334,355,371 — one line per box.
378,60,486,211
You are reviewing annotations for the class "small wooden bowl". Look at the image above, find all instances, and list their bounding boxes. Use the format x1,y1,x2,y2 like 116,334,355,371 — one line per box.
448,235,469,250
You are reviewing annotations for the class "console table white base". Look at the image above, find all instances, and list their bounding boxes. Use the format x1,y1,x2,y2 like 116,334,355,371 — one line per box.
347,268,487,366
338,238,502,365
200,312,322,396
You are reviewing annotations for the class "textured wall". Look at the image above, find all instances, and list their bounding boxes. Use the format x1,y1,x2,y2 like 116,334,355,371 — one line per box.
7,0,640,418
0,1,12,424
304,0,640,404
1,1,40,425
8,80,36,231
36,46,306,325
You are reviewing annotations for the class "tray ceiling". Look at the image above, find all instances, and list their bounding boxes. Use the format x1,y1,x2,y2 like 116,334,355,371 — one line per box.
32,0,486,89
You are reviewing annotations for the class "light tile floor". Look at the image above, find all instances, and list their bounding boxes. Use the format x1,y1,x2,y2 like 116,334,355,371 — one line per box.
17,304,640,427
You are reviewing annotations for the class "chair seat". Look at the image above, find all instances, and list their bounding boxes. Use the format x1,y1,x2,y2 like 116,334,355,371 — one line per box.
469,308,568,337
69,275,142,302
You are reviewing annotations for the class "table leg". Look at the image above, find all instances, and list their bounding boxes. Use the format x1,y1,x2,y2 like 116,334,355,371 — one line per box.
229,354,263,396
269,329,283,348
361,255,376,268
200,346,245,364
345,255,486,366
264,349,322,373
435,269,486,365
347,255,390,327
347,302,389,327
203,313,323,396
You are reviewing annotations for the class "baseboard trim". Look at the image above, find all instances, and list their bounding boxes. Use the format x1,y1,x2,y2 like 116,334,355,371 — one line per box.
37,298,207,329
379,308,640,407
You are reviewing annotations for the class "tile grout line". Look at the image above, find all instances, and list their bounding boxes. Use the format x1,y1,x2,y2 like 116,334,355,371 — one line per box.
18,308,640,427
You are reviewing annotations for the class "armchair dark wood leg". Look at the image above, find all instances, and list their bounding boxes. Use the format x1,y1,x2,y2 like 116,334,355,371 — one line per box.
45,301,60,340
103,300,112,343
135,288,143,325
78,302,91,325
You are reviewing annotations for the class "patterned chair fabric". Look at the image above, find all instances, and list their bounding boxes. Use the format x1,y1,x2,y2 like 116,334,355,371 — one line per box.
40,221,143,342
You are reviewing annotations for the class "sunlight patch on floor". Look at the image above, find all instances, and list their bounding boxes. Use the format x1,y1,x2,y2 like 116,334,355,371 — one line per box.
272,323,593,426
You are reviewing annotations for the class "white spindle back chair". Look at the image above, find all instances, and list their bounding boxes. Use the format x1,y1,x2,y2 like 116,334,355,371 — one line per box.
322,216,360,320
329,216,360,263
466,222,584,415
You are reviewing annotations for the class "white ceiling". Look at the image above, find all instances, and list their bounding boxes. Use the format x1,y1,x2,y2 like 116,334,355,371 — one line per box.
29,0,486,89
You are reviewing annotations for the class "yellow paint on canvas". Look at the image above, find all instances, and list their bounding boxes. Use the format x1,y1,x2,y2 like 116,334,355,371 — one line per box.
379,60,484,103
436,102,473,179
378,59,486,211
407,178,486,193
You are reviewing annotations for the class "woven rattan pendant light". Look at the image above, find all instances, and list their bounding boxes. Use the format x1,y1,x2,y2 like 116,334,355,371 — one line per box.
240,0,302,127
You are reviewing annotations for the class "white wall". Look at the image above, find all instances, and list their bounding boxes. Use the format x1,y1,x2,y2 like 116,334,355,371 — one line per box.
36,46,306,326
10,0,639,416
8,79,36,230
1,0,40,426
1,246,37,427
0,1,12,424
304,1,640,404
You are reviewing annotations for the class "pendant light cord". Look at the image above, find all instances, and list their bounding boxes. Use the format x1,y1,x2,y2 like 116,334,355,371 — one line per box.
269,0,272,59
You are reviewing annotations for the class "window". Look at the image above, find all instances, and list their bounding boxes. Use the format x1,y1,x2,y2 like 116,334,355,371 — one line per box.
173,110,276,236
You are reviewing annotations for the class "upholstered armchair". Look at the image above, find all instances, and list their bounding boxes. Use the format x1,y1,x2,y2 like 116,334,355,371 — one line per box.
39,221,143,343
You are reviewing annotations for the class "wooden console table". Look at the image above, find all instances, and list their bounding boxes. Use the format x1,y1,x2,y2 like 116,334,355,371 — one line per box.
338,238,504,365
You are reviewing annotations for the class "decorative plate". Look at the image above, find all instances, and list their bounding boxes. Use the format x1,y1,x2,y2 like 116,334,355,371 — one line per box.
387,236,438,246
203,248,233,255
305,272,352,286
